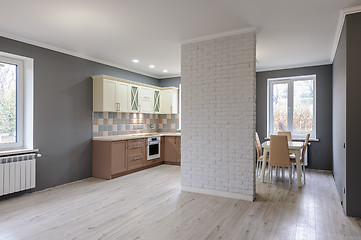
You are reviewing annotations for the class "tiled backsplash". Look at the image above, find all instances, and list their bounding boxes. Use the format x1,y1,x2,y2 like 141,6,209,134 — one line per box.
92,112,179,136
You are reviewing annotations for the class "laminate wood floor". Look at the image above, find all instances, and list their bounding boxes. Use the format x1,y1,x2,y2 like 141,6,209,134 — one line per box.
1,165,360,240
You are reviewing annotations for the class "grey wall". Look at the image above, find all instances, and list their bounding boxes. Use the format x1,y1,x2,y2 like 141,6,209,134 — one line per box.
256,65,333,170
0,36,158,196
332,12,361,218
332,21,347,213
158,77,180,88
345,13,361,218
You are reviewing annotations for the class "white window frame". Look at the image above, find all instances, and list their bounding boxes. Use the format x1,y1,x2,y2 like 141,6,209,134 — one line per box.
0,51,33,152
0,56,24,150
267,75,316,139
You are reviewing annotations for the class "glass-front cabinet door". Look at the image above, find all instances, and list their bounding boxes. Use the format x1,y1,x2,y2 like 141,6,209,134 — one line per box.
131,86,139,111
154,90,160,113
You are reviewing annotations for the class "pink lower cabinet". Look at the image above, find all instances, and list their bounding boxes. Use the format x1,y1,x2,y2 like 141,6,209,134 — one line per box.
92,140,128,179
162,136,181,165
127,139,146,170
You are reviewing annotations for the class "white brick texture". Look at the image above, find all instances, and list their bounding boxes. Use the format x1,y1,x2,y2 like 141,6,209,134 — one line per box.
181,32,256,199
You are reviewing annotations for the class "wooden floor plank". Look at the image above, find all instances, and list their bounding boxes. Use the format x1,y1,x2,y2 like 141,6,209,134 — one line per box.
0,165,360,240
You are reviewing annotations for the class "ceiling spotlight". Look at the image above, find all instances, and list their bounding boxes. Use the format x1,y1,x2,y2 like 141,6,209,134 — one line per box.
149,65,155,69
132,59,139,63
163,69,168,73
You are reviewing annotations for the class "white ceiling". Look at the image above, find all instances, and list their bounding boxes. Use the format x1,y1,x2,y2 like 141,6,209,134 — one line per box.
0,0,360,78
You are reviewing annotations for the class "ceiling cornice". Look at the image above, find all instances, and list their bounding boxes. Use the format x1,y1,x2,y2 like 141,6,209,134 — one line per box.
256,61,332,73
157,74,181,79
180,27,256,45
0,31,165,79
331,5,361,63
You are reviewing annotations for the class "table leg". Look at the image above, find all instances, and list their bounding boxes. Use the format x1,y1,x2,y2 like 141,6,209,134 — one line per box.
295,150,302,187
261,149,268,183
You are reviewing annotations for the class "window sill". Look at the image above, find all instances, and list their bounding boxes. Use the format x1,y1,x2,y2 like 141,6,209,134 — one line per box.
265,137,319,142
0,148,39,157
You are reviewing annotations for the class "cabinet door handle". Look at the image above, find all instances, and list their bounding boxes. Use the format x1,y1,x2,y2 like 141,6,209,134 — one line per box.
133,157,141,161
128,146,141,149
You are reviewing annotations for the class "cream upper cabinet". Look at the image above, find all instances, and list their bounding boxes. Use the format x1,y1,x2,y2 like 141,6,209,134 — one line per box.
93,78,117,112
139,87,155,113
160,90,172,114
93,77,130,112
116,82,130,112
160,88,178,114
154,90,160,113
171,88,179,114
130,85,140,112
92,75,178,114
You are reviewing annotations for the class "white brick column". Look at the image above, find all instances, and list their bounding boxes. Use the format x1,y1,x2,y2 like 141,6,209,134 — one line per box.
181,31,256,201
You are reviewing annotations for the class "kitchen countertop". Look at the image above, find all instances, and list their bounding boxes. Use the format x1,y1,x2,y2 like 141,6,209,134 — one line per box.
92,132,181,141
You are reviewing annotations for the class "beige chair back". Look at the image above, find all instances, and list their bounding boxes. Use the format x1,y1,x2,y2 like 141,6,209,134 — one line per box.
255,132,262,159
302,134,310,161
278,131,292,142
269,135,290,167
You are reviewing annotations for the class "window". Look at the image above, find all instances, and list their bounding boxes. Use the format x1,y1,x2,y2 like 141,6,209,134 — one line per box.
0,52,33,151
0,56,24,149
268,75,316,138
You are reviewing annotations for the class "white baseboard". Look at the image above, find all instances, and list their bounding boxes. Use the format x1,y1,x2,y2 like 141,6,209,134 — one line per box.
181,186,254,202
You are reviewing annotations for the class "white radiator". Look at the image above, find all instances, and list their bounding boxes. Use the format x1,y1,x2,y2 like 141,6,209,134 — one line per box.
0,153,36,196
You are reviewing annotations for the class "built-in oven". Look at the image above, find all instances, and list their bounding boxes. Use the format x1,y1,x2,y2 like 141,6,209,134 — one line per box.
147,136,161,160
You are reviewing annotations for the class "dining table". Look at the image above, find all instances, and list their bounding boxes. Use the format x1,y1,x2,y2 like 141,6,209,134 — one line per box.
260,141,304,187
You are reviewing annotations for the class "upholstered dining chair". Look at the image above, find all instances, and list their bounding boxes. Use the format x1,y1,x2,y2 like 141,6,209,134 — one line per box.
255,132,267,176
278,131,292,142
290,133,310,184
269,135,292,186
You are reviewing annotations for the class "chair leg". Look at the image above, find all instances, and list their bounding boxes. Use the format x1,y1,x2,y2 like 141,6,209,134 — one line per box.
256,161,259,176
275,167,277,177
259,161,262,176
288,166,292,187
269,166,272,183
303,164,306,184
282,167,285,179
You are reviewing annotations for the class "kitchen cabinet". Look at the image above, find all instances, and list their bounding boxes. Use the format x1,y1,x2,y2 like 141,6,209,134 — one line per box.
116,82,130,112
92,134,181,179
154,90,160,113
160,88,178,114
111,141,127,174
130,85,140,112
93,79,116,112
162,136,181,165
93,78,129,112
92,140,127,179
139,87,155,113
92,75,178,114
127,139,146,170
92,138,146,179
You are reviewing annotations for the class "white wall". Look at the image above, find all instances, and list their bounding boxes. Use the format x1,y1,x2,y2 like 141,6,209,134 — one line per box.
181,32,256,201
